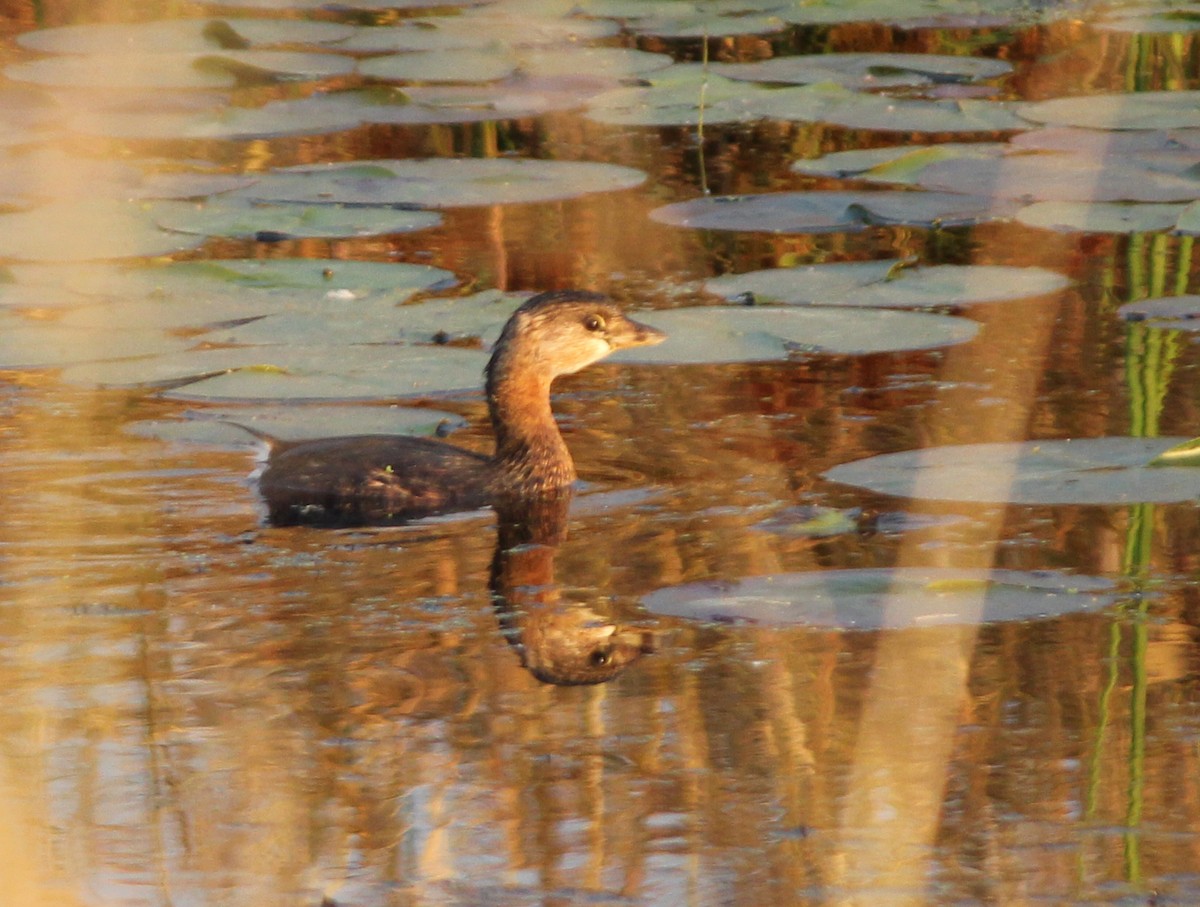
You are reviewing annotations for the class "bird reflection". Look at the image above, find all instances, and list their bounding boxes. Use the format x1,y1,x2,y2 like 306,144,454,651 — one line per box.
491,491,656,686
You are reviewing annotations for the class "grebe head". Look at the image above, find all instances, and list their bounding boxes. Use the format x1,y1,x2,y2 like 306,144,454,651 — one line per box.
488,290,666,382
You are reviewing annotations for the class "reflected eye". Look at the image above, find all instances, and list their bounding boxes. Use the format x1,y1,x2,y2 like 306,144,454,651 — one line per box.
589,649,611,666
583,314,606,332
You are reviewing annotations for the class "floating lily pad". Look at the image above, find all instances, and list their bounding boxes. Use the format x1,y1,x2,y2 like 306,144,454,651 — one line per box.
151,198,442,240
128,403,467,447
17,18,356,54
754,505,860,538
1117,294,1200,329
613,305,978,362
49,259,456,329
643,567,1117,629
0,321,187,368
1010,125,1200,155
651,191,1017,233
778,0,1079,27
1096,4,1200,33
714,53,1011,90
824,437,1200,504
585,65,806,127
339,14,617,52
1016,200,1187,233
198,289,526,347
903,153,1200,203
232,158,647,208
0,85,61,147
587,0,789,37
360,49,518,84
0,200,206,261
705,262,1069,307
1019,91,1200,131
61,342,491,402
6,50,355,91
793,142,1010,182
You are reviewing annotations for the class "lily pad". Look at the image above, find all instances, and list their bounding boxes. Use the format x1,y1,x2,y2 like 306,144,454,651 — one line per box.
128,403,467,447
68,94,367,141
705,262,1070,307
643,567,1117,629
197,289,526,347
823,437,1200,504
6,50,355,91
1096,4,1200,33
591,0,790,38
1019,91,1200,131
0,200,206,261
778,0,1079,27
585,66,806,127
650,191,1017,233
1015,200,1187,233
151,198,442,240
61,342,491,402
17,18,356,54
232,158,647,208
339,14,617,53
792,142,1009,181
0,321,187,368
49,259,457,329
1117,294,1200,329
713,53,1011,90
902,153,1200,203
360,49,518,84
613,305,979,362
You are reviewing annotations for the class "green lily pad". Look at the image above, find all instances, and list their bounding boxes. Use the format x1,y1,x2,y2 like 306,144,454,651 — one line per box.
360,49,518,84
585,66,806,127
754,87,1025,133
823,437,1200,504
0,149,254,206
128,403,467,447
650,190,1017,233
1019,91,1200,131
643,567,1117,629
1118,294,1200,329
1147,436,1200,467
1096,4,1200,33
0,321,187,368
613,305,979,362
61,342,491,402
714,52,1011,90
198,289,526,347
6,50,355,91
150,198,442,240
778,0,1079,27
232,158,646,207
1016,200,1187,233
49,259,456,329
17,18,356,54
339,14,617,52
754,505,860,538
705,262,1069,307
791,143,1006,178
904,153,1200,203
1170,200,1200,234
0,200,206,261
68,94,366,141
1010,125,1200,155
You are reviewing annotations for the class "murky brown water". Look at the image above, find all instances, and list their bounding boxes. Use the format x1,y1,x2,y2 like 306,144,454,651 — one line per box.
4,1,1200,904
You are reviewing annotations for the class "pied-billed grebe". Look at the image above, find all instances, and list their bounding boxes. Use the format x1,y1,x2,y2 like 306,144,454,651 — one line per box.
259,290,666,525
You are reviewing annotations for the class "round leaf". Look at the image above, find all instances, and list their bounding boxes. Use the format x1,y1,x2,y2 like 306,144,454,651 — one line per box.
824,437,1200,504
614,305,979,361
644,568,1117,629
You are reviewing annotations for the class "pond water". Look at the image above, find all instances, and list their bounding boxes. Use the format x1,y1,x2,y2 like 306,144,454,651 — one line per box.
3,0,1200,904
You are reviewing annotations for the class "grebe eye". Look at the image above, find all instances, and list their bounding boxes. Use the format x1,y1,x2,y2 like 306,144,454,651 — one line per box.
590,649,611,666
583,314,605,332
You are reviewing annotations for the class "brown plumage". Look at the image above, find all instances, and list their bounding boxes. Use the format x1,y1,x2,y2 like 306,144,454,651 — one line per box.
258,290,665,526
